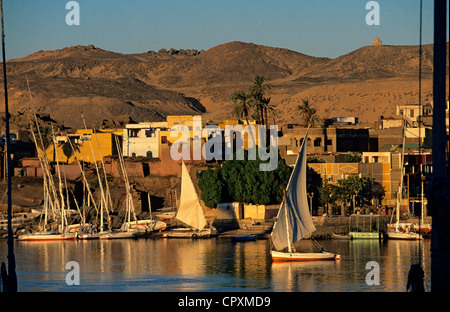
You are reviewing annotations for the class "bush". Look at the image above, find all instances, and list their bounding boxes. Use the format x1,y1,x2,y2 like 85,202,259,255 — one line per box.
197,149,292,207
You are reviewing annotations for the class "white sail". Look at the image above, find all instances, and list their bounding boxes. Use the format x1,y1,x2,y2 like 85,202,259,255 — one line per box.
271,130,316,251
175,162,207,230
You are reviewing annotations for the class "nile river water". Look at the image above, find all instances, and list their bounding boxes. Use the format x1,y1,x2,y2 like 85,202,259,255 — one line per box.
0,238,431,292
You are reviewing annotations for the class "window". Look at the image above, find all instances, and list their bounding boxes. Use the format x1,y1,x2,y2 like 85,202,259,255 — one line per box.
145,130,155,137
314,138,322,147
410,109,415,118
146,151,152,158
161,136,168,143
128,129,139,138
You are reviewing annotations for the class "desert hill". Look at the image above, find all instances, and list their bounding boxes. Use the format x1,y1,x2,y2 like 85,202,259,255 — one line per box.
1,41,447,130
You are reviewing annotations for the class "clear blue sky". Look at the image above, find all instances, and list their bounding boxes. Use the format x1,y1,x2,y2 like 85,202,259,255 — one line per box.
2,0,441,60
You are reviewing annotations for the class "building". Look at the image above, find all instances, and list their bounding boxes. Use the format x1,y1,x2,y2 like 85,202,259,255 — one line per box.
378,126,432,152
372,37,382,46
278,125,370,157
40,130,119,164
396,103,433,124
122,122,169,158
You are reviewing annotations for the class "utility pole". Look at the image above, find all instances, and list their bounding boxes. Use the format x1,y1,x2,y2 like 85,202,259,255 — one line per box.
430,0,449,292
0,0,18,292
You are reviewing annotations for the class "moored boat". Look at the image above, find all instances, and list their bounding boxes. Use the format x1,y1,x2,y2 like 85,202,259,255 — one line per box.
164,161,215,238
270,128,341,262
387,231,423,240
18,231,77,241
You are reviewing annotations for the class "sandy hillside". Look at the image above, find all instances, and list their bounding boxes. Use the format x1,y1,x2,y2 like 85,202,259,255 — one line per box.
1,41,448,129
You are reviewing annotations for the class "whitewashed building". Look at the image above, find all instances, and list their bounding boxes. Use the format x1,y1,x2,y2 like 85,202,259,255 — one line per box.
122,122,168,158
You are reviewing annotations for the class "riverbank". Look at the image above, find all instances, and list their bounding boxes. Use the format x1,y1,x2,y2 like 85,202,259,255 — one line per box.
1,210,431,240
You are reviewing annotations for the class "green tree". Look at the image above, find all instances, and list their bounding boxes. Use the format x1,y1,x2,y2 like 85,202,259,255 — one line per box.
335,175,365,214
35,126,53,152
197,149,292,207
343,153,362,163
297,99,319,127
197,167,226,208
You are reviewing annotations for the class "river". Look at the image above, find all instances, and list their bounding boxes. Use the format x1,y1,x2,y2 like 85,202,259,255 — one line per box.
0,237,431,292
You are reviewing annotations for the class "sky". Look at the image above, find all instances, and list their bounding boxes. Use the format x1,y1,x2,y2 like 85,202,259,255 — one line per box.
1,0,443,61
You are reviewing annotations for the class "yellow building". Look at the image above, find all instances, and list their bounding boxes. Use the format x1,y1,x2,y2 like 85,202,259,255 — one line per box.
40,130,120,164
161,115,203,144
308,152,402,206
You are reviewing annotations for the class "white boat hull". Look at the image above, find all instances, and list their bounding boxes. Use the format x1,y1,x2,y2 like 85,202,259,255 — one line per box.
18,231,78,241
387,231,423,240
162,228,212,238
271,250,342,262
78,231,111,240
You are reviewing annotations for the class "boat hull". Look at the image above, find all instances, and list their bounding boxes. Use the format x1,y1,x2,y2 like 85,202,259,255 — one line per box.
349,232,381,239
332,233,352,240
18,232,78,241
271,250,341,262
78,231,111,240
162,228,212,238
387,231,423,240
100,231,139,239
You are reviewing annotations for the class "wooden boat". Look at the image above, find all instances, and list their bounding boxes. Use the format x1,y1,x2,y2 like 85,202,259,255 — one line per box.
332,233,353,240
162,227,212,238
270,128,341,262
163,161,215,238
231,234,257,242
129,219,167,233
155,212,176,220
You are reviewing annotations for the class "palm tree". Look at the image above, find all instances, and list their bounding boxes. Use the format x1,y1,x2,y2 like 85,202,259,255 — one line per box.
230,90,256,147
297,99,319,127
230,91,252,126
249,75,271,126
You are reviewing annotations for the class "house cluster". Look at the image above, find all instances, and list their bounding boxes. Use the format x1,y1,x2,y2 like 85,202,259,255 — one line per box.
1,101,448,218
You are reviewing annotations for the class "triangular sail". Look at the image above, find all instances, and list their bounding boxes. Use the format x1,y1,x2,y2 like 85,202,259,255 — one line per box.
175,162,207,230
271,130,316,251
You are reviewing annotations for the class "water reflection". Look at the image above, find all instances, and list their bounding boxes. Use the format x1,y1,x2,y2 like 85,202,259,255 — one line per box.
0,238,431,292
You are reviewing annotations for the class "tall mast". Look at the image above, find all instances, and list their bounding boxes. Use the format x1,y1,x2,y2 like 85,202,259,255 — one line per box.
0,0,17,292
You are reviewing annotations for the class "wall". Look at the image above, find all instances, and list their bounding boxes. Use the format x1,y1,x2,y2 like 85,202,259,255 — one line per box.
41,132,116,164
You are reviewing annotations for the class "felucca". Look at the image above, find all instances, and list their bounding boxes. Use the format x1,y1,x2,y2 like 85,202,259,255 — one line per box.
270,129,341,261
163,161,213,238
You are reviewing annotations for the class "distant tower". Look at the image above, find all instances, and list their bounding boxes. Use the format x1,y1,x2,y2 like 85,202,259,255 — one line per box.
372,37,382,46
